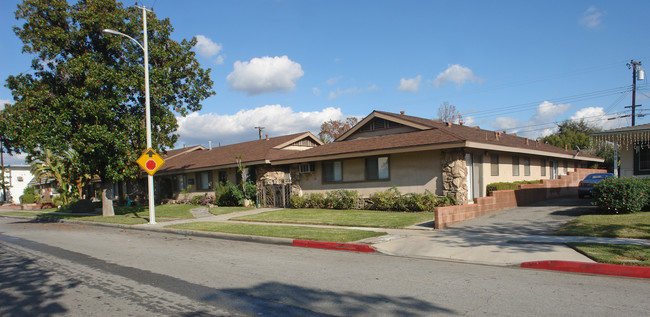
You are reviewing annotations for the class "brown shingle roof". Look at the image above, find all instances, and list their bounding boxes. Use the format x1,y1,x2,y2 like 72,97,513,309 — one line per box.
157,132,315,174
274,110,602,163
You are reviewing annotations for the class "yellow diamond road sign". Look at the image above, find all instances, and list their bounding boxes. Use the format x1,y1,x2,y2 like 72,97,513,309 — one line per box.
136,148,165,176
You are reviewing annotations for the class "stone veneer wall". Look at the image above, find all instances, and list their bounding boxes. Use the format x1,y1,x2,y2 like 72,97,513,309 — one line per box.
434,168,607,229
441,151,468,205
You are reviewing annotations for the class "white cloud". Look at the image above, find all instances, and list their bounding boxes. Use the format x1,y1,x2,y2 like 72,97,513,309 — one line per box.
491,117,521,132
570,106,626,131
397,75,422,92
532,101,571,122
312,87,321,96
214,55,224,65
326,77,341,85
194,35,222,57
175,105,346,147
227,56,304,95
461,115,475,126
580,6,604,29
0,99,12,111
328,84,379,100
433,64,483,88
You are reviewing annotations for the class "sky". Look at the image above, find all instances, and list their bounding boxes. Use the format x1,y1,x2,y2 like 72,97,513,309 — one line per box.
1,0,649,165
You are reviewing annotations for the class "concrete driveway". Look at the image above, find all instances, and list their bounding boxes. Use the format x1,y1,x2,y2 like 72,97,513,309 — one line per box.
369,198,601,266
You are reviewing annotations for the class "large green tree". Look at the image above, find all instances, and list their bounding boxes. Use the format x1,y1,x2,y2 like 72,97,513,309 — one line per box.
540,119,600,150
1,0,214,216
540,119,614,171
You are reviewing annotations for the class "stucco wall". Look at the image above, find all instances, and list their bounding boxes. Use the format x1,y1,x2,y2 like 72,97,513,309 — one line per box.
481,152,576,187
298,150,442,197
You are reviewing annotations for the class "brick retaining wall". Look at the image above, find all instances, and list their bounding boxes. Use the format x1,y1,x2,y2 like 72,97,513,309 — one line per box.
434,168,607,229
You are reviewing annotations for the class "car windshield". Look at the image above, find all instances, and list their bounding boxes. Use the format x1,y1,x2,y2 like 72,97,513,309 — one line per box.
587,174,609,180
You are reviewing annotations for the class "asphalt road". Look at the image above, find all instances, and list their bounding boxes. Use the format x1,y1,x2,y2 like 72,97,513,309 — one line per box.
1,217,648,316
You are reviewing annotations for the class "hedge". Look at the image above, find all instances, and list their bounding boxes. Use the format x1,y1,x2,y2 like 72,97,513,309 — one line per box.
592,177,648,214
486,180,542,195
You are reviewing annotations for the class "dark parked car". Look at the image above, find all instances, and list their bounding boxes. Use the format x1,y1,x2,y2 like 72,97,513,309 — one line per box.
578,173,614,198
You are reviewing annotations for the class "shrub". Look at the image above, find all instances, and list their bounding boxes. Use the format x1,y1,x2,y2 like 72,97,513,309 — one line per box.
486,180,542,195
328,189,359,209
290,195,308,208
243,182,257,201
214,181,244,206
191,195,203,204
62,198,95,213
368,186,401,211
19,186,37,204
592,177,648,214
306,193,329,208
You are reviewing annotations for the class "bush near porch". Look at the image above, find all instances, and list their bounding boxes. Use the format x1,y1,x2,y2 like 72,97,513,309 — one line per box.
290,187,456,212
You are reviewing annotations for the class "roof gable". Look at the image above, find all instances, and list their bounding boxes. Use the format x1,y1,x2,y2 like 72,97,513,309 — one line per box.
336,111,433,141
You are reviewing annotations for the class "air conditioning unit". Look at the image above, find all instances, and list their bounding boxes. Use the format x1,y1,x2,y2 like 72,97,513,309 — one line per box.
299,163,315,173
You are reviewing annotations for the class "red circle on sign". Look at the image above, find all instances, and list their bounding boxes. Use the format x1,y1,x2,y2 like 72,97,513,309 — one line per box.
145,160,157,170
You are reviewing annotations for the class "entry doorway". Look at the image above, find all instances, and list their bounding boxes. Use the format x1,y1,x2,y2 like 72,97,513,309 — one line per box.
466,153,484,202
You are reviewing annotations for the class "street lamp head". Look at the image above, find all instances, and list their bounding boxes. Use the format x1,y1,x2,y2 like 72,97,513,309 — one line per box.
102,29,144,51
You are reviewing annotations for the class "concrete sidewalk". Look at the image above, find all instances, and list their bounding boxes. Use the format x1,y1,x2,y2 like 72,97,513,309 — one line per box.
366,198,649,266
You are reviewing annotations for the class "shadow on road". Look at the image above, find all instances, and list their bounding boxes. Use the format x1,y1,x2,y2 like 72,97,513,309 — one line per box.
0,245,79,316
208,282,456,316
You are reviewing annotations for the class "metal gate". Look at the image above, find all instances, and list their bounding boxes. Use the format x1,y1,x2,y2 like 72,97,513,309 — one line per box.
259,184,291,208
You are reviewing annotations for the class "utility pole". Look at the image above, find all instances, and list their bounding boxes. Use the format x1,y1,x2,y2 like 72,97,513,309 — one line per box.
626,60,642,126
254,126,264,140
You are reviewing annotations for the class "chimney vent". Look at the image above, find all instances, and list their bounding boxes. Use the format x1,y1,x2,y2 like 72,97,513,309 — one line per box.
183,144,186,148
265,134,269,140
446,122,452,127
400,110,405,115
565,144,568,151
525,138,529,145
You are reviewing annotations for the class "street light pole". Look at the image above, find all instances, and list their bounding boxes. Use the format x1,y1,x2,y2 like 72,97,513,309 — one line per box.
103,5,156,224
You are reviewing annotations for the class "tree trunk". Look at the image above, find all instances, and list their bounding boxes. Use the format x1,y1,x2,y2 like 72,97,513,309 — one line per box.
101,182,115,217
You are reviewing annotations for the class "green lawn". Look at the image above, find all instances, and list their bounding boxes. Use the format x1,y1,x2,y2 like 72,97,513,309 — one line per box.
209,206,255,216
115,204,198,219
553,212,650,239
568,243,650,267
167,222,386,242
0,203,201,225
231,208,435,228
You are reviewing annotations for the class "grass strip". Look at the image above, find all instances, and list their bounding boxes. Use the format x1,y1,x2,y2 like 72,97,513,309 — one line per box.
115,204,198,219
231,209,435,228
567,243,650,267
1,211,170,225
209,206,255,216
167,222,387,242
554,212,650,239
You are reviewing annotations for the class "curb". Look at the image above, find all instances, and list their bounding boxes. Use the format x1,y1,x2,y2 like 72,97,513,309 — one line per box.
521,260,650,279
292,239,376,252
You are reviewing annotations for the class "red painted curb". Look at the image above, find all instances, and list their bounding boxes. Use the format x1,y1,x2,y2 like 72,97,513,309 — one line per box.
292,239,376,253
521,260,650,279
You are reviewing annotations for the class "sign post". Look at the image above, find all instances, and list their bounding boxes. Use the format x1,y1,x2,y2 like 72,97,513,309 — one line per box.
136,148,164,224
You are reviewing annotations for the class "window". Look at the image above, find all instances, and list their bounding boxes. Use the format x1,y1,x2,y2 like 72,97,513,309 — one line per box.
196,171,212,190
366,156,389,180
174,175,187,191
523,158,530,176
218,171,227,184
491,154,499,176
540,159,546,176
634,143,650,175
323,161,342,182
512,156,519,176
563,161,568,174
